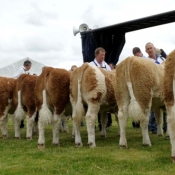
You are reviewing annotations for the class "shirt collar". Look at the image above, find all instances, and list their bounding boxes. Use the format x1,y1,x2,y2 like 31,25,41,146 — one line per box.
22,66,26,71
94,58,106,67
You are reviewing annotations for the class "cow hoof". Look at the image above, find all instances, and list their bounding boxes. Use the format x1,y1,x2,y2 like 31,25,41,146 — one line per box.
172,156,175,163
75,142,82,147
26,137,32,140
38,144,44,149
52,143,60,146
88,142,96,148
72,135,75,138
158,134,163,137
120,145,127,148
143,143,151,146
15,137,20,139
101,135,106,138
166,136,170,140
2,135,7,139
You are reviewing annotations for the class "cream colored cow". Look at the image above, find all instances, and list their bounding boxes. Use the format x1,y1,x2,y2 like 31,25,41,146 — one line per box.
115,56,165,148
35,67,70,148
0,77,16,139
163,50,175,162
70,63,117,148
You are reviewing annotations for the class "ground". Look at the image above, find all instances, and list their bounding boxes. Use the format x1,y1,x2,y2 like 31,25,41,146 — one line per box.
0,114,174,175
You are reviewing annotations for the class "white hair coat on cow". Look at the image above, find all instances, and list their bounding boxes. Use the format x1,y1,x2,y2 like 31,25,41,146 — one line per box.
70,63,117,148
13,74,38,139
115,56,165,148
0,77,16,139
163,49,175,162
35,67,70,148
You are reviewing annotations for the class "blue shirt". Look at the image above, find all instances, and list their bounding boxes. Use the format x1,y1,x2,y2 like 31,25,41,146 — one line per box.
148,55,165,64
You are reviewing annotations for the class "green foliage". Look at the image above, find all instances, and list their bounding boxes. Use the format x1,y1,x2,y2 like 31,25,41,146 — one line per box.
0,116,174,175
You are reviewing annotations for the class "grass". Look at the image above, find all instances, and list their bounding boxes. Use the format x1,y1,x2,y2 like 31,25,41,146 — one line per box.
0,115,175,175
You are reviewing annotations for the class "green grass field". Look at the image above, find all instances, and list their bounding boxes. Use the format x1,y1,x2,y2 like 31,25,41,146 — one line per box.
0,115,175,175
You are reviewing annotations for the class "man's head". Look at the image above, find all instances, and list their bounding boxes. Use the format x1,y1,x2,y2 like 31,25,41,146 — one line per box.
132,47,143,57
145,42,156,58
95,47,106,63
23,60,32,71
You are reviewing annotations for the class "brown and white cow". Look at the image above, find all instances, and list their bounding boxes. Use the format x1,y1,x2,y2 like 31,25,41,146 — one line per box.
163,49,175,162
13,74,38,139
70,63,117,148
35,67,70,148
0,76,16,139
115,56,165,148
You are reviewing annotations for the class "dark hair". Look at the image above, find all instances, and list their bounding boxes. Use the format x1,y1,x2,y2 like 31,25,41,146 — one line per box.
23,60,32,66
160,49,167,59
95,47,106,55
132,47,141,55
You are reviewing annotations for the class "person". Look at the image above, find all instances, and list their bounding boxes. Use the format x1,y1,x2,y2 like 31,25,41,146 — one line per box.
145,42,165,64
108,63,116,70
70,65,77,71
155,48,167,59
90,47,112,130
13,60,32,79
12,60,32,128
90,47,111,70
145,42,166,134
132,47,146,58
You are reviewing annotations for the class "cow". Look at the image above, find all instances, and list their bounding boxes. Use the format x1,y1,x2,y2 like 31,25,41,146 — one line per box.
13,74,38,139
35,67,70,148
70,63,117,148
0,76,16,139
115,56,165,148
163,49,175,162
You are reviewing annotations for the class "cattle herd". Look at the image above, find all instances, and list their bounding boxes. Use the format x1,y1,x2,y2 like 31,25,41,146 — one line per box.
1,49,175,161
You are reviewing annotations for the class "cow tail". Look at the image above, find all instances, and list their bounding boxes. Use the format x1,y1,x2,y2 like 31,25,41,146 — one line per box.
39,89,52,126
14,90,25,121
75,71,85,121
126,58,143,122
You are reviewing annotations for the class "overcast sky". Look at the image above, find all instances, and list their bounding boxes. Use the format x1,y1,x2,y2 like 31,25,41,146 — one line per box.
0,0,175,70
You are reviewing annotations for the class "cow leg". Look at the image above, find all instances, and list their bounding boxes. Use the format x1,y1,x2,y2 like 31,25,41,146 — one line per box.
166,106,175,161
62,115,69,132
71,99,83,146
33,121,38,134
140,114,151,146
118,106,128,148
38,90,52,148
0,115,8,139
26,111,36,140
14,118,22,139
115,113,120,136
154,109,163,136
72,118,75,138
38,121,46,148
73,116,82,147
86,104,99,148
100,112,107,137
52,113,62,146
59,119,64,132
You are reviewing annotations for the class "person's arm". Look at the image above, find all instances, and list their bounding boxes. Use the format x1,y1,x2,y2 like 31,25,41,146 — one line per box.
12,68,24,79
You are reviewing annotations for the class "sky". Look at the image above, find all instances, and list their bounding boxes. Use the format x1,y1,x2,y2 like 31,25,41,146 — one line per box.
0,0,175,71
